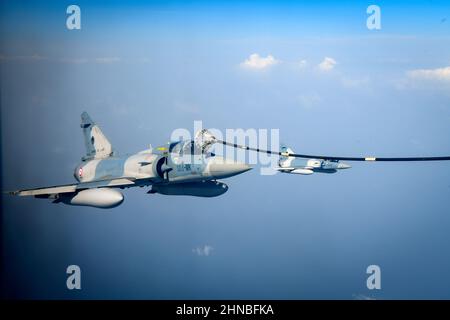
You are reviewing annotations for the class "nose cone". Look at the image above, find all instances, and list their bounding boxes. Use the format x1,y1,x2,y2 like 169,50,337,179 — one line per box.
338,162,352,169
208,157,252,179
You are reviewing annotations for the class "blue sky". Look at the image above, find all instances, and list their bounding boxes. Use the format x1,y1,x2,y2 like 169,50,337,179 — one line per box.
1,0,450,299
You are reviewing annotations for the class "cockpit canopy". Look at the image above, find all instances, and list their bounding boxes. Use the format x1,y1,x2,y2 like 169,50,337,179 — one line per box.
168,140,215,157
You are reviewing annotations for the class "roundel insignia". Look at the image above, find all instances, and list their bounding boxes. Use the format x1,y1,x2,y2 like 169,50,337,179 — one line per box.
78,167,83,178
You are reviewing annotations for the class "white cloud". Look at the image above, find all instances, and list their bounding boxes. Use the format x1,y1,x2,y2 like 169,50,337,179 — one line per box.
407,66,450,81
241,53,279,70
395,66,450,92
0,54,47,62
60,56,121,64
318,57,337,71
59,57,88,64
298,59,307,68
9,56,122,64
94,57,121,64
192,245,214,256
59,57,120,64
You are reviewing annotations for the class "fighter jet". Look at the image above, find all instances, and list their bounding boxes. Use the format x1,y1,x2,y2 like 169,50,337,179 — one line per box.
276,145,351,175
7,112,251,208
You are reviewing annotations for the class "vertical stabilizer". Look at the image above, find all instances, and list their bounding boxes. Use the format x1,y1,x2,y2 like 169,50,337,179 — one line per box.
81,112,114,160
279,145,295,167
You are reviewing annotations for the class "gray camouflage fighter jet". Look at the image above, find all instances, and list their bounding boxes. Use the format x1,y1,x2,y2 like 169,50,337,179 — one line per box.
276,145,351,175
7,112,251,208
